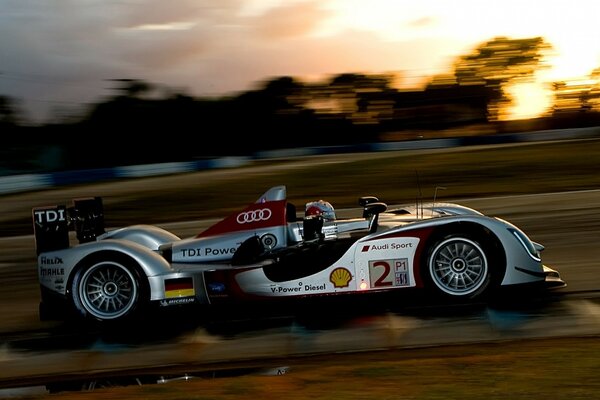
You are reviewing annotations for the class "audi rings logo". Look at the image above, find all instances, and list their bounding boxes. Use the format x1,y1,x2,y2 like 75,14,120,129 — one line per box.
236,209,272,224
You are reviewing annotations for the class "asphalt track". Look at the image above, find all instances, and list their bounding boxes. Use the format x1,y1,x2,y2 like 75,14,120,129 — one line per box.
1,178,600,393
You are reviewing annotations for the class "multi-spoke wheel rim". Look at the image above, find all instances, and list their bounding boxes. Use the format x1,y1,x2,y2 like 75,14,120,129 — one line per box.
78,262,137,320
429,238,488,296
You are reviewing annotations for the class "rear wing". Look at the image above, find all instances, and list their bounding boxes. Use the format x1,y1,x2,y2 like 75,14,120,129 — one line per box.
32,197,105,255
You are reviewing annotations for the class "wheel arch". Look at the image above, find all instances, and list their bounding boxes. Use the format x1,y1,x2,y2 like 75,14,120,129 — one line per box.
420,220,507,296
65,240,172,292
67,250,147,297
67,249,154,323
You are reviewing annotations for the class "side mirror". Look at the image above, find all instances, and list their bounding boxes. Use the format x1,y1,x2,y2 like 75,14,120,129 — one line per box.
358,196,379,207
363,202,387,218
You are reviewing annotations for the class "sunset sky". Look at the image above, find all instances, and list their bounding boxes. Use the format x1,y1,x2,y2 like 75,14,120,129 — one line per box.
2,0,600,123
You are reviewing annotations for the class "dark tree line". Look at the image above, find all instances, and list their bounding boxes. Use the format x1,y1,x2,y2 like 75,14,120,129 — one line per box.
3,36,600,173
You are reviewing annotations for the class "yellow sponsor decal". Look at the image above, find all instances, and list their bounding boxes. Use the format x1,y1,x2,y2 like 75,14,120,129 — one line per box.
330,267,352,288
165,288,195,298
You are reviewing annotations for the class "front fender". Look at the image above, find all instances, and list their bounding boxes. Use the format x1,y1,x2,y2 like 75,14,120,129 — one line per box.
367,214,547,286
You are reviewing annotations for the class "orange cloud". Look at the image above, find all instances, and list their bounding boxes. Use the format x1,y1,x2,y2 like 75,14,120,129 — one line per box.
118,0,236,28
251,1,334,40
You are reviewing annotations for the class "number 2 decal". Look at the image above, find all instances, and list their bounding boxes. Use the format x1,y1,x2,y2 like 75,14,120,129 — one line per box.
369,258,410,288
371,261,393,287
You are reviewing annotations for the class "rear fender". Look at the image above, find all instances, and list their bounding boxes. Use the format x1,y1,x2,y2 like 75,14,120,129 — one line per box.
99,225,180,250
40,240,172,296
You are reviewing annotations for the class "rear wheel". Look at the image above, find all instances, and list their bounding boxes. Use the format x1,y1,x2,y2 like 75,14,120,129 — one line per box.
71,253,146,323
427,236,491,299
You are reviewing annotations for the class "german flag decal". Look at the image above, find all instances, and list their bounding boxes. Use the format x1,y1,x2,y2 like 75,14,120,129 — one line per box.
165,277,195,298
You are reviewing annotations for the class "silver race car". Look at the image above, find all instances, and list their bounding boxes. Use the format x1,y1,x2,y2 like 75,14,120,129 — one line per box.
32,185,565,325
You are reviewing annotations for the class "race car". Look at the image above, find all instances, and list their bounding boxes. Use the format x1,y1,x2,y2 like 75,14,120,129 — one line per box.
32,185,565,325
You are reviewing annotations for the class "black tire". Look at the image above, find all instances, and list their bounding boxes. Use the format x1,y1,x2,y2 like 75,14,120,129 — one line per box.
425,235,492,299
71,252,147,323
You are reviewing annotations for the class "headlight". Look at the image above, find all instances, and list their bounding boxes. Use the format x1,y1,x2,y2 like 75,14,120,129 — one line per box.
508,228,541,262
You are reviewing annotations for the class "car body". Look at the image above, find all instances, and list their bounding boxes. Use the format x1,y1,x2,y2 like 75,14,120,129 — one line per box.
32,185,565,325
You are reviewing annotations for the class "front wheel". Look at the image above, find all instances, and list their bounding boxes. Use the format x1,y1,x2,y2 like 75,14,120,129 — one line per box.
427,236,491,298
71,254,145,323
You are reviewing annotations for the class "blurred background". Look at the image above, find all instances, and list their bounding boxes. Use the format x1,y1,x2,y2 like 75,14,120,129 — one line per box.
2,1,600,175
2,5,600,397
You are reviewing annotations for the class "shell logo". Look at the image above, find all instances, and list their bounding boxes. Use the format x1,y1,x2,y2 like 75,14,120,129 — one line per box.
330,267,352,288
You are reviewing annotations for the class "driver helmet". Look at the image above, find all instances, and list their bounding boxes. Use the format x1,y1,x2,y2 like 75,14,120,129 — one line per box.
305,200,336,221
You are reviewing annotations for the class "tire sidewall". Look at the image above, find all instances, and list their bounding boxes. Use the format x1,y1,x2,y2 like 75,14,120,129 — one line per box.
424,233,493,300
70,252,146,324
